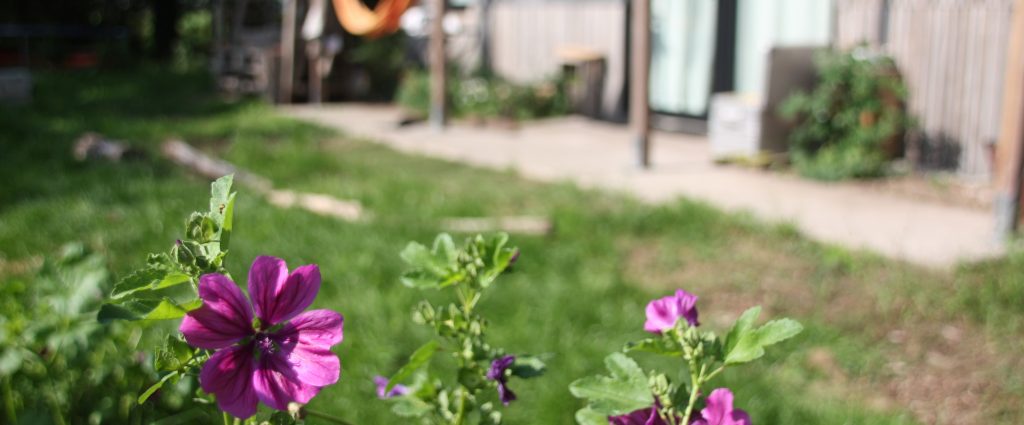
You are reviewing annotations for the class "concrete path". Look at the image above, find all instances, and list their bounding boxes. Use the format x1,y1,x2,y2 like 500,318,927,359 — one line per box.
280,104,1004,268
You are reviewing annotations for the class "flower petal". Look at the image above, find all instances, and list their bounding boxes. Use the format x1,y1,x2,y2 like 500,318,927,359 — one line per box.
200,344,258,419
277,309,344,347
248,256,321,325
267,310,344,387
643,289,699,333
698,388,751,425
180,274,253,349
253,358,322,410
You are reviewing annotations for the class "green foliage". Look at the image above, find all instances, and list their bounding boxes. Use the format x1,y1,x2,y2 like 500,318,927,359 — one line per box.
780,48,912,180
568,353,653,416
396,68,570,121
572,302,802,424
0,68,960,424
0,244,197,424
382,233,544,424
174,9,213,70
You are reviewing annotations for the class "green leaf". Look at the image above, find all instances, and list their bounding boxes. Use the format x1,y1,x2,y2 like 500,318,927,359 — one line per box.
724,307,761,355
623,337,683,357
111,267,191,300
138,370,179,404
390,394,434,418
208,174,235,252
510,356,547,379
569,353,653,416
724,313,803,365
433,233,458,264
387,340,439,393
575,407,608,425
150,407,210,425
97,298,202,323
478,233,515,287
155,335,194,372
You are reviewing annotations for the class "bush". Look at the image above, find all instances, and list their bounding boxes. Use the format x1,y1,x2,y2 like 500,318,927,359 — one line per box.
396,68,570,121
0,244,193,425
780,48,911,181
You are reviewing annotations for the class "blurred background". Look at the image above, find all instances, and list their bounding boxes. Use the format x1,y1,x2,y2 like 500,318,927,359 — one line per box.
3,0,1024,424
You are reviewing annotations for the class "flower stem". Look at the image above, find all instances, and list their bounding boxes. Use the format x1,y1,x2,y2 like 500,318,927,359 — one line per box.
680,363,707,425
304,408,358,425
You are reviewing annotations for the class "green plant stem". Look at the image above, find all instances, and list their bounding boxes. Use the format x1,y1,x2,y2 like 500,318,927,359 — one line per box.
2,376,16,424
680,363,708,425
222,412,231,425
452,387,468,425
304,408,358,425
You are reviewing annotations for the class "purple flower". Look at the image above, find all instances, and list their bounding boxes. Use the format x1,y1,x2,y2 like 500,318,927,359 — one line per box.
644,289,700,333
691,389,751,425
179,256,343,419
486,355,517,405
374,375,409,399
608,407,668,425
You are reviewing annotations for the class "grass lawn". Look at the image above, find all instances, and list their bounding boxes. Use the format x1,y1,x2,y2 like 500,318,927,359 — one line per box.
2,68,1023,424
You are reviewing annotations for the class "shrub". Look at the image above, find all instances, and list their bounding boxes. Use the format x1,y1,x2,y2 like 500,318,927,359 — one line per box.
396,68,570,121
780,48,911,181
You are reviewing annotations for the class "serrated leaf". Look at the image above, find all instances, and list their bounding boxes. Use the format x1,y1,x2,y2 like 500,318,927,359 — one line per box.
387,340,439,393
724,306,761,355
111,267,191,300
478,233,515,287
155,335,194,372
433,233,458,264
390,394,433,418
138,370,179,404
569,353,653,416
575,407,609,425
724,313,803,365
623,337,683,357
510,355,546,379
98,298,202,323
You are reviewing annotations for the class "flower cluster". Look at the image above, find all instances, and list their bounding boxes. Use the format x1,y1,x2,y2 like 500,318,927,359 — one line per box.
571,287,801,425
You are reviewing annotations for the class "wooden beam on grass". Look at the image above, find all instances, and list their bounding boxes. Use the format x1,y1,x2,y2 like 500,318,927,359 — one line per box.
993,0,1024,237
441,216,553,236
630,0,651,168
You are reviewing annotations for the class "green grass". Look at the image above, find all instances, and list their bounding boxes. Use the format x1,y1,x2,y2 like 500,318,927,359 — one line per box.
2,68,1022,424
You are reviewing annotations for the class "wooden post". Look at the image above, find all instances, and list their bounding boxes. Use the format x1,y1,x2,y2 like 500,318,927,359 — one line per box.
429,0,448,129
630,0,651,168
994,0,1024,238
279,0,298,103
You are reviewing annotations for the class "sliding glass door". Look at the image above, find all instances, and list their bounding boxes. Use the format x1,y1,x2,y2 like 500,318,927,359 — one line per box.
649,0,719,116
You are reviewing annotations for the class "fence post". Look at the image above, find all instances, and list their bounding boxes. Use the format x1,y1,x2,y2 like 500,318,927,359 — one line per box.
994,0,1024,237
430,0,448,130
630,0,651,168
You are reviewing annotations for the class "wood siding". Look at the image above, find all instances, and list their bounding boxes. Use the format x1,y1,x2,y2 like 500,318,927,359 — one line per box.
488,0,627,119
836,0,1015,178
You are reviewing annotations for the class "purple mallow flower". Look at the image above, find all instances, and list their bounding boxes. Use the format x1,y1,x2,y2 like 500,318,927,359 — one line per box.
179,256,344,419
691,389,751,425
374,375,409,399
486,355,517,405
608,406,669,425
644,289,700,333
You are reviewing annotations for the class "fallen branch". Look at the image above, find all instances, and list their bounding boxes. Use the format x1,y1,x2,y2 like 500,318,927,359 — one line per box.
160,138,364,221
161,139,273,193
441,216,553,236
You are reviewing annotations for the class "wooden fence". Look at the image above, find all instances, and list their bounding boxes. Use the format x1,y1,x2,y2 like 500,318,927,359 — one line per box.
488,0,627,120
836,0,1015,178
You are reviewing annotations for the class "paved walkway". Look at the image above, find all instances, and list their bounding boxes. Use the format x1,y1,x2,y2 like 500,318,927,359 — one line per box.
281,104,1004,268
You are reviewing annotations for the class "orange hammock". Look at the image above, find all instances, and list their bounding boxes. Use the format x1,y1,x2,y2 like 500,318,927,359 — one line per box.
332,0,414,38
